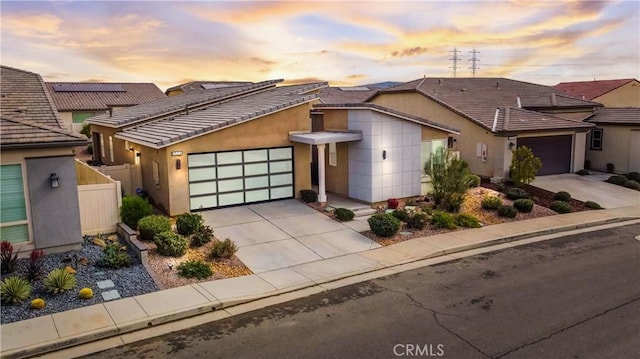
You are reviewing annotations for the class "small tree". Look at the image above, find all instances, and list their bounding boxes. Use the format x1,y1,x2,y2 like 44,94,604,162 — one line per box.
424,147,471,212
510,146,542,188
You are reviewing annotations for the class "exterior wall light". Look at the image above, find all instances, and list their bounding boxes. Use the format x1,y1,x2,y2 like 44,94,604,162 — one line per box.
382,150,387,160
49,173,59,188
509,142,516,150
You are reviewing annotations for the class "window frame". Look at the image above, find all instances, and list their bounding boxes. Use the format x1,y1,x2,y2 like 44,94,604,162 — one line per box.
590,128,603,150
0,164,30,243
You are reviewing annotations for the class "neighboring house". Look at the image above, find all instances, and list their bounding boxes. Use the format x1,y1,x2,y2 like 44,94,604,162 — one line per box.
554,79,640,107
365,77,600,180
584,108,640,173
165,81,252,96
0,66,88,251
45,82,166,133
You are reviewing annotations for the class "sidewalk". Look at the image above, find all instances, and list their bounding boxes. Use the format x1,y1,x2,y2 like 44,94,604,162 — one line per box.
1,206,639,358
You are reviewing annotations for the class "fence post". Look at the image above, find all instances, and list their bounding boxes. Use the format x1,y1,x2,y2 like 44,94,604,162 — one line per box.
116,180,122,209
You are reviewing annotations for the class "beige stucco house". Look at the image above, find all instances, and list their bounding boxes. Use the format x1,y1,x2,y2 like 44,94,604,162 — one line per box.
555,79,640,107
583,108,640,173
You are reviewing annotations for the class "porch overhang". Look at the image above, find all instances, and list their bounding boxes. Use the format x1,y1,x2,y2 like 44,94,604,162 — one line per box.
289,131,362,145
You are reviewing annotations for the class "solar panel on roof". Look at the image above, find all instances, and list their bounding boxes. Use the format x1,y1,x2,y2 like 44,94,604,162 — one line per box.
53,84,126,92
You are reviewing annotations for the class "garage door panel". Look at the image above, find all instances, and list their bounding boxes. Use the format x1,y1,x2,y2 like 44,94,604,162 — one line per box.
190,181,216,196
244,163,268,176
217,165,243,178
191,195,217,210
518,135,572,175
245,176,269,189
246,189,269,202
271,187,293,199
218,192,245,207
188,167,216,181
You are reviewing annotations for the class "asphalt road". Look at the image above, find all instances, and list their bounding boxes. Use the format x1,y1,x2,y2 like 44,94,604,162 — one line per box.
86,224,640,359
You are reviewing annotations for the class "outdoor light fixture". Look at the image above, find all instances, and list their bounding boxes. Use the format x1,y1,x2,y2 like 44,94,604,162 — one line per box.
49,173,59,188
382,150,387,160
176,159,181,170
509,142,516,150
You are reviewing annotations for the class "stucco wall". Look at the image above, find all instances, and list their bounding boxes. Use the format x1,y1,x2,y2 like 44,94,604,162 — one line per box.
594,81,640,107
586,125,640,173
90,125,137,166
325,143,349,197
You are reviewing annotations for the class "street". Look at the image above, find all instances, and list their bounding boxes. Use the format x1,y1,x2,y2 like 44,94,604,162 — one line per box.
85,224,640,359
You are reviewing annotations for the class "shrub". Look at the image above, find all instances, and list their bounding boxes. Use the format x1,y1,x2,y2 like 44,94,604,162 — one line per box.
506,187,529,200
625,172,640,182
26,249,46,281
419,205,434,215
191,225,214,247
481,196,503,210
177,260,213,279
31,298,46,309
80,122,92,139
576,169,589,176
209,239,238,259
584,159,591,170
513,199,534,213
606,175,627,186
424,147,471,212
406,199,417,206
510,146,542,187
391,209,410,222
100,244,132,268
176,213,204,236
1,276,31,304
43,268,76,294
407,212,429,230
334,208,355,222
138,215,172,241
1,241,19,274
465,174,481,188
78,288,94,299
606,163,615,173
585,201,603,210
550,201,572,214
120,195,153,229
624,180,640,190
300,189,318,203
455,213,481,228
497,205,518,218
431,212,457,229
553,191,572,202
154,231,188,257
387,198,399,209
368,213,401,237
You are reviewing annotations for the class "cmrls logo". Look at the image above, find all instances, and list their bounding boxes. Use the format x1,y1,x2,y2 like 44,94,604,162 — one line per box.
393,344,445,357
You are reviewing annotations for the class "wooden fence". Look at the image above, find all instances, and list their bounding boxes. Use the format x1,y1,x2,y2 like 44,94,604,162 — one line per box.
76,160,122,235
96,163,141,196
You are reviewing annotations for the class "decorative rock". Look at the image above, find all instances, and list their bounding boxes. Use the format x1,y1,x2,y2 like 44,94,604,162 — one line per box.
78,287,94,299
101,289,121,301
92,238,107,247
65,266,77,274
120,245,128,251
324,206,335,212
97,279,115,289
400,231,412,236
78,257,89,266
405,206,416,211
107,234,118,242
31,298,46,309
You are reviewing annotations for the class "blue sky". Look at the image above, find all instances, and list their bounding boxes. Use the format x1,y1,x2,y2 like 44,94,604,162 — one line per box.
1,1,638,90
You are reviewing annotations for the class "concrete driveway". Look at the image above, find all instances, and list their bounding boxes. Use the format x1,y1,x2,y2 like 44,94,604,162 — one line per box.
200,199,381,274
532,173,640,209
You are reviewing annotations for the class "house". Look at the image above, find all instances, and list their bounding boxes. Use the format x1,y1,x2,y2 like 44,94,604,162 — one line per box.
365,77,600,180
554,79,640,107
165,81,253,96
0,66,88,251
45,82,166,133
583,108,640,173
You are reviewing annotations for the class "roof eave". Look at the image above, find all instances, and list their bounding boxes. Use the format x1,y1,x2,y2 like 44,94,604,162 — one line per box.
0,139,89,150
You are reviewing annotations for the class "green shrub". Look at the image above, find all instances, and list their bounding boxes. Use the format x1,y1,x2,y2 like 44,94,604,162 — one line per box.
625,172,640,182
510,146,542,187
1,276,31,304
368,213,401,237
406,199,417,206
300,189,318,203
1,241,19,274
550,201,571,214
154,231,188,257
80,122,92,139
481,196,503,210
606,175,627,186
120,195,154,229
455,213,481,228
191,225,214,247
431,212,457,229
424,147,471,212
585,201,603,210
497,205,518,218
137,215,172,241
465,174,481,188
576,169,589,176
100,244,132,269
553,191,572,202
513,199,534,213
624,180,640,190
176,213,204,236
506,187,529,200
334,208,355,222
177,260,213,279
419,205,434,215
43,268,76,294
391,209,410,222
407,212,429,230
209,239,238,259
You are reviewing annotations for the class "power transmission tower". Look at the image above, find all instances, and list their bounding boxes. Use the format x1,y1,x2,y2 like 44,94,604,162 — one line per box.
468,49,480,77
449,48,461,78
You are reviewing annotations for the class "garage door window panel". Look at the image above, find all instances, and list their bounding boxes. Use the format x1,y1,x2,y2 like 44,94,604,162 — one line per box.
218,179,244,193
269,148,292,160
218,192,245,206
244,163,268,176
246,189,269,202
190,181,217,196
188,167,216,181
191,195,217,210
217,165,243,179
189,154,216,167
217,152,242,165
270,161,292,173
244,150,268,163
245,176,269,189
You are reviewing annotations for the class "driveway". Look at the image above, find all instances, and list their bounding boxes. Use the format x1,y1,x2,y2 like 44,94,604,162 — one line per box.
200,199,381,274
532,173,640,209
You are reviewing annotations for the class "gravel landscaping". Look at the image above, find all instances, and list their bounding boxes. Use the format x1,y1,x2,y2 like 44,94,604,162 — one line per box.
0,235,158,324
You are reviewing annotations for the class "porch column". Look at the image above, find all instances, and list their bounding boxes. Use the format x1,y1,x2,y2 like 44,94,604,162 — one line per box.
317,143,327,203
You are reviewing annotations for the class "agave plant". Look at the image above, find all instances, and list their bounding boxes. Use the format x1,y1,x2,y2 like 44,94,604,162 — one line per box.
43,268,76,294
1,276,32,304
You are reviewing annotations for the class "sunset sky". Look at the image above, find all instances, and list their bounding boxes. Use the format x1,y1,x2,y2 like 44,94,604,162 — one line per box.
1,1,638,90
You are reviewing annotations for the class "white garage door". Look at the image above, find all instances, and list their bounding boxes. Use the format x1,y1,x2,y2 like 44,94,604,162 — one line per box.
188,147,294,210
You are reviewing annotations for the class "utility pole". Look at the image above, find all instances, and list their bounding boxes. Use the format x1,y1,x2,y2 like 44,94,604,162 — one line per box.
449,48,461,78
468,49,480,77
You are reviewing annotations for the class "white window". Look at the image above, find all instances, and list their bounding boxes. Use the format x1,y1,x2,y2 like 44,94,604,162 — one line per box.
591,129,603,150
108,136,114,162
329,143,337,167
100,135,105,158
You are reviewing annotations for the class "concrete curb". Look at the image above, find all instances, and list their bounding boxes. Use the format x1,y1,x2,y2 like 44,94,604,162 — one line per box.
2,216,638,359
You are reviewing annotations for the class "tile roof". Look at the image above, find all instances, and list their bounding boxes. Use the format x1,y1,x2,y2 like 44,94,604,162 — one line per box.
493,107,593,133
585,107,640,125
1,65,87,148
313,103,460,134
374,77,599,133
165,81,253,94
318,86,378,104
115,82,327,148
554,79,637,100
86,80,283,128
45,82,166,111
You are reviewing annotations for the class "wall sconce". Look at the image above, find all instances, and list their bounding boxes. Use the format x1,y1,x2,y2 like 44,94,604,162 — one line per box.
49,173,59,188
382,150,387,160
509,142,516,150
136,152,141,157
176,159,181,170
